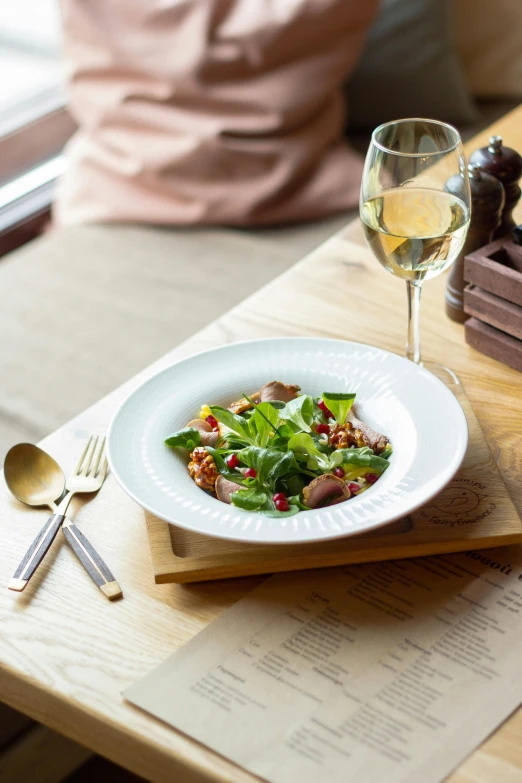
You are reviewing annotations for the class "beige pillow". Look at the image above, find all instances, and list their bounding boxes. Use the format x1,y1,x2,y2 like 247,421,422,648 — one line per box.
455,0,522,97
54,0,378,227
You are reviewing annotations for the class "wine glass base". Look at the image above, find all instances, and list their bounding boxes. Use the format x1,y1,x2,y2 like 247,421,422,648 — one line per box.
420,360,461,387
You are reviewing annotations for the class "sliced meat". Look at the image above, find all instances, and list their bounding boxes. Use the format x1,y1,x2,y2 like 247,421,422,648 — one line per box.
346,409,389,454
228,398,255,415
228,381,299,413
258,381,301,403
215,475,243,504
187,419,219,448
303,474,351,509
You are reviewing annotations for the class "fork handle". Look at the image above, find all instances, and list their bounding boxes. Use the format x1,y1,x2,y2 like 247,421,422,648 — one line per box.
61,521,123,601
8,514,64,591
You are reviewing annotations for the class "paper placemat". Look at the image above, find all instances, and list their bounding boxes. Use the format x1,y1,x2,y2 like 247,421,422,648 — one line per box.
127,545,522,783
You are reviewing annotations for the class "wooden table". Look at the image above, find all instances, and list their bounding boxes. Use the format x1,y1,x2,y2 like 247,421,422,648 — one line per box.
1,107,522,783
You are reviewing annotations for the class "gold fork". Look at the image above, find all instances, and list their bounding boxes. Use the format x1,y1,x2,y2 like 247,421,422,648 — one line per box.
9,436,122,600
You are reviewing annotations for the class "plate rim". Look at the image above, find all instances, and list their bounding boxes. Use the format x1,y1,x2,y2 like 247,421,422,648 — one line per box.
107,337,468,544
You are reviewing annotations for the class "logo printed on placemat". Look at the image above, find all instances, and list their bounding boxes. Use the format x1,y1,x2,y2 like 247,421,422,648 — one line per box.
420,478,496,527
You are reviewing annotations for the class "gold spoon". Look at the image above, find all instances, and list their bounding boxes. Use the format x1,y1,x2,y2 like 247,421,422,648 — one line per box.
5,442,122,599
5,443,65,512
5,443,68,592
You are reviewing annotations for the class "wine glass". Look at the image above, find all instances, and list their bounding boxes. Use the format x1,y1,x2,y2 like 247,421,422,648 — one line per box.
360,118,471,365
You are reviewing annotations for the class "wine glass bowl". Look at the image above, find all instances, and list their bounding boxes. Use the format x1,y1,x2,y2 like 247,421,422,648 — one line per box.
360,118,471,364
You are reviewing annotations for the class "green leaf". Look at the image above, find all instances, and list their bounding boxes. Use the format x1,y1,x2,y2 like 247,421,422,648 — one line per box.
284,473,308,497
164,427,201,451
336,448,390,474
240,447,296,486
251,402,281,447
380,446,393,460
287,495,311,511
230,488,267,510
271,450,299,480
206,447,248,484
258,504,300,518
280,395,314,432
287,433,330,469
209,406,254,444
322,392,356,425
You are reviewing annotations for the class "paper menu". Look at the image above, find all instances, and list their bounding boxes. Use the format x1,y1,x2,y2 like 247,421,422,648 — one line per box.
126,549,522,783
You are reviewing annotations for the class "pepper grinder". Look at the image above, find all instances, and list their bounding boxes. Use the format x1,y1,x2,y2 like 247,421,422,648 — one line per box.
445,162,504,323
469,135,522,239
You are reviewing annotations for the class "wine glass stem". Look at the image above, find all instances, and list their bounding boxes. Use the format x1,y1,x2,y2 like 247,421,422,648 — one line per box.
406,280,423,364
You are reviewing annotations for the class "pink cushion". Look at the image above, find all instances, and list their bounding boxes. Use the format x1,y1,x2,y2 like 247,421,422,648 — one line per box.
54,0,378,227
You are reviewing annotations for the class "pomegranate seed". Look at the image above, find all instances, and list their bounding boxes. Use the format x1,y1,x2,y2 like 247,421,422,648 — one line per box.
244,468,257,479
318,400,334,419
347,483,360,493
226,454,239,469
366,473,379,484
333,467,345,478
275,499,290,512
272,492,286,503
206,415,218,429
316,423,330,435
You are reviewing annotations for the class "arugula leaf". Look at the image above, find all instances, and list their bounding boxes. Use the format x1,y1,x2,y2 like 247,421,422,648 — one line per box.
209,406,254,444
230,488,267,511
165,427,201,451
322,392,356,425
380,445,393,460
280,395,314,433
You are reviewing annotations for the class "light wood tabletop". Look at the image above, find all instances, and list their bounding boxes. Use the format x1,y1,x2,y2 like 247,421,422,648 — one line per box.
1,106,522,783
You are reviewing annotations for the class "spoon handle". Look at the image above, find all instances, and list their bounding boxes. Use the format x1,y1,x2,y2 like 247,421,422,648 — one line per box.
61,520,123,601
8,514,64,591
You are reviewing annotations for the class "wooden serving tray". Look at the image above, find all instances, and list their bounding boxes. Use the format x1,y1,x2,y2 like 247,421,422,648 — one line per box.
145,377,522,583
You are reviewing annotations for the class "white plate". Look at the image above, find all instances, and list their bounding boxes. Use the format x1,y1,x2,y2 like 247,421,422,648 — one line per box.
107,338,468,544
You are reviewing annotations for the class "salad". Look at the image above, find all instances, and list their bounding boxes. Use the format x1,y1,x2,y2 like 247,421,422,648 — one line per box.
165,381,392,518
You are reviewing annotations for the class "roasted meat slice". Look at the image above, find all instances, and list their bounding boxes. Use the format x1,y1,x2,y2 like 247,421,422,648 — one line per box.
346,409,389,454
228,398,256,415
187,418,219,448
258,381,301,403
215,475,243,504
303,474,351,508
228,380,300,414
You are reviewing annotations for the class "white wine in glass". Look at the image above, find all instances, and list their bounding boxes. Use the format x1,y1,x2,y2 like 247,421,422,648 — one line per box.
360,119,471,364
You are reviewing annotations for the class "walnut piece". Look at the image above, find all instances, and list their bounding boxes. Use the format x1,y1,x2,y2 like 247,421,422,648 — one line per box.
188,446,218,490
329,422,367,450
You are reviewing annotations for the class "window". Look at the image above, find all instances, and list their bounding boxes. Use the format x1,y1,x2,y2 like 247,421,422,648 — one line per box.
0,1,74,244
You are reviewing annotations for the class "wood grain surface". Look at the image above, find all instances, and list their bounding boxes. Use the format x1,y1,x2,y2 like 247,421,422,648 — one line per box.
1,106,522,783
